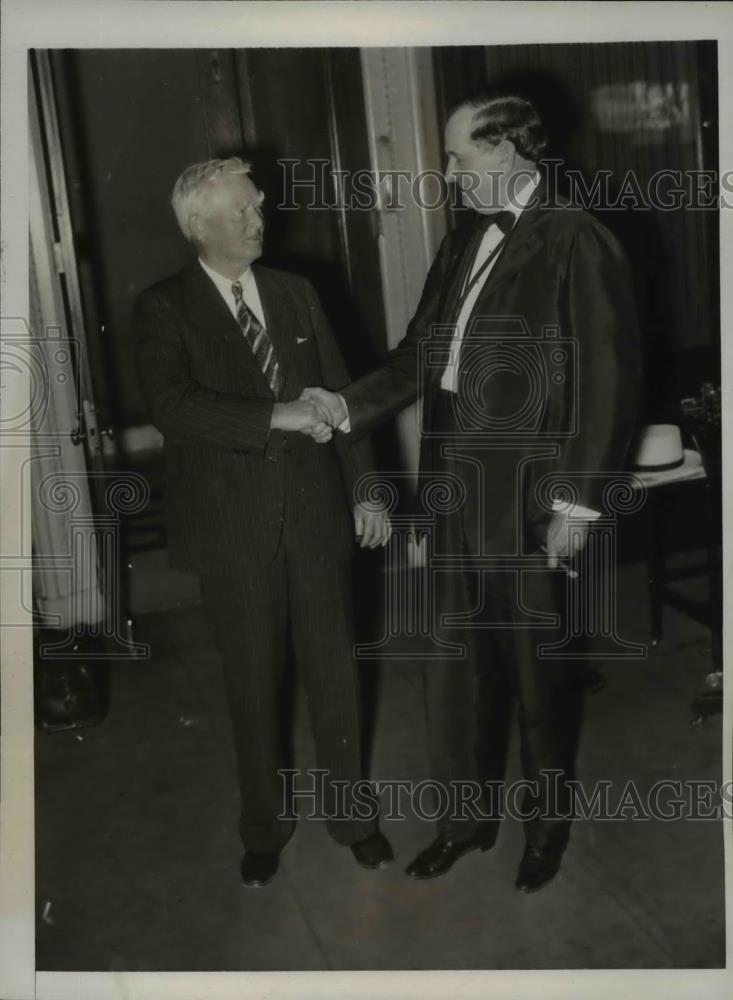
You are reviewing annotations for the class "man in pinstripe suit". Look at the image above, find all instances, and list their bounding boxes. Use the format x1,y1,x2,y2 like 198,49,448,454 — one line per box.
135,158,393,886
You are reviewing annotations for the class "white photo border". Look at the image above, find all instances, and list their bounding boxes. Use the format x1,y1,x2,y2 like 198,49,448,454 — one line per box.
1,2,731,999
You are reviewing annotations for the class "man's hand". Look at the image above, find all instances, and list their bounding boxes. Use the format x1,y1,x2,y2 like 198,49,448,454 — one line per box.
305,421,335,444
544,509,590,568
270,399,334,441
300,387,347,428
354,504,391,549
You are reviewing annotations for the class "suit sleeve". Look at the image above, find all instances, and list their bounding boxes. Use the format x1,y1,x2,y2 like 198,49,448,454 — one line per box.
338,231,454,441
558,220,642,510
134,287,274,454
300,278,377,506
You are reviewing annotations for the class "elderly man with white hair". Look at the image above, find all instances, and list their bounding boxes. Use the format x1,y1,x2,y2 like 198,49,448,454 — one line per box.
134,157,393,887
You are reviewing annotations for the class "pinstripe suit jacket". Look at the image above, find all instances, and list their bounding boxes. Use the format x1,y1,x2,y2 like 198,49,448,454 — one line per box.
134,260,375,574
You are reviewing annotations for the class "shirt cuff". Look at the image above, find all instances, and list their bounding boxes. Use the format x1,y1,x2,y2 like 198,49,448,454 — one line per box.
552,499,601,520
336,394,351,433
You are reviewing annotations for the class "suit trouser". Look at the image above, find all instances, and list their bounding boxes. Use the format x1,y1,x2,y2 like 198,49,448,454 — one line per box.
425,557,584,850
199,505,377,853
424,391,584,852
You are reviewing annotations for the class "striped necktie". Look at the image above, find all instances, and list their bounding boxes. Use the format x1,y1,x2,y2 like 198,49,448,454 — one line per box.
231,280,282,397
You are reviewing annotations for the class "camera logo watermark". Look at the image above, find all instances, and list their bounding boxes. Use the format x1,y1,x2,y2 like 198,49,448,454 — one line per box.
2,316,149,659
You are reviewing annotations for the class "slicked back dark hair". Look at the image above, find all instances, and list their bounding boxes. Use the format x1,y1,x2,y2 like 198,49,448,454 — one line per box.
456,94,547,164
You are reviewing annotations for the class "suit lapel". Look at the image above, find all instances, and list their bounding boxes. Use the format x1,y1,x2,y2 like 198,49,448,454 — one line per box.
182,260,299,395
183,260,273,390
438,188,549,326
469,180,550,308
439,217,479,324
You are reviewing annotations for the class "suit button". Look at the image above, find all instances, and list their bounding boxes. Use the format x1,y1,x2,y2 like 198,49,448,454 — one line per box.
268,455,278,462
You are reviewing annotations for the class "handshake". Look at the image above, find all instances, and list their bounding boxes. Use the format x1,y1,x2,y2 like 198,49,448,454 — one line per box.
269,387,347,444
269,386,391,547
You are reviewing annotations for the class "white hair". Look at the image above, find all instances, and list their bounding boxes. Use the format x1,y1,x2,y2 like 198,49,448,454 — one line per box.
171,157,253,241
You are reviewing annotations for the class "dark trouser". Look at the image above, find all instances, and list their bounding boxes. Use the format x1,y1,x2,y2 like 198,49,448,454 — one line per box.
426,561,584,851
424,390,584,852
199,508,377,853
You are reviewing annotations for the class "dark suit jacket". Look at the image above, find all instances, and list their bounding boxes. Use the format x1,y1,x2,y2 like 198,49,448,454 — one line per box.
134,260,375,574
341,181,642,555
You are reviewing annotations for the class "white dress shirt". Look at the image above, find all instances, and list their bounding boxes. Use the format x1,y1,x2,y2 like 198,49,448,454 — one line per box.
198,257,267,329
440,171,540,392
339,178,543,433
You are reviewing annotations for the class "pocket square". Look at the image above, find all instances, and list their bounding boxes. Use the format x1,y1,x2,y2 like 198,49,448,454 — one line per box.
296,336,310,344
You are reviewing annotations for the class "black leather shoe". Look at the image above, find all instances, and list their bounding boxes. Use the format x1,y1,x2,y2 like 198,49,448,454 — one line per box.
405,830,495,880
240,850,279,887
350,831,394,870
515,843,564,893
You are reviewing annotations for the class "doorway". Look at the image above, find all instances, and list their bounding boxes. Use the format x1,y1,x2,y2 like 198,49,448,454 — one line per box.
46,47,390,610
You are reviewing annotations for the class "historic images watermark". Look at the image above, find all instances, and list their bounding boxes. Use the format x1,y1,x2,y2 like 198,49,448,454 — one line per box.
278,769,733,824
277,158,729,212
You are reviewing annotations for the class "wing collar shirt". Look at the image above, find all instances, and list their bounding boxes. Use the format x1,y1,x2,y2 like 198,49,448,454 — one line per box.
440,170,540,393
339,174,543,437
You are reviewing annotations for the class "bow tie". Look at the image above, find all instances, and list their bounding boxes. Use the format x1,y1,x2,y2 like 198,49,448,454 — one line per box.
478,210,515,236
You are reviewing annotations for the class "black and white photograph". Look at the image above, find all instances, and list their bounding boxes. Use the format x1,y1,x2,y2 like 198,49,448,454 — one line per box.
1,2,732,999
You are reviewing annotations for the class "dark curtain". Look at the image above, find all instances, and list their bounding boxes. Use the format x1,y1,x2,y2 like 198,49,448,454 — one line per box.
49,48,386,431
434,40,719,420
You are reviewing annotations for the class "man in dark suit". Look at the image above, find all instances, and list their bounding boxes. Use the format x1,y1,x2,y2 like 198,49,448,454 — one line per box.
134,157,393,886
304,94,641,892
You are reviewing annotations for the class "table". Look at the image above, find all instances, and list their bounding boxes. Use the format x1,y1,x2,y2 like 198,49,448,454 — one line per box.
633,450,722,724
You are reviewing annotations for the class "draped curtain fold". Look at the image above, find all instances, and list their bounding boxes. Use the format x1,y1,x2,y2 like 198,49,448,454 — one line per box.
433,40,719,417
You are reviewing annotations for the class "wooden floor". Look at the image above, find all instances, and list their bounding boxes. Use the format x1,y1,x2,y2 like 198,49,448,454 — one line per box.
34,552,724,971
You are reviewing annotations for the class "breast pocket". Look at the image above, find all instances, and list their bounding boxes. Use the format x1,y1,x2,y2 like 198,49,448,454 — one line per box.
292,333,321,382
